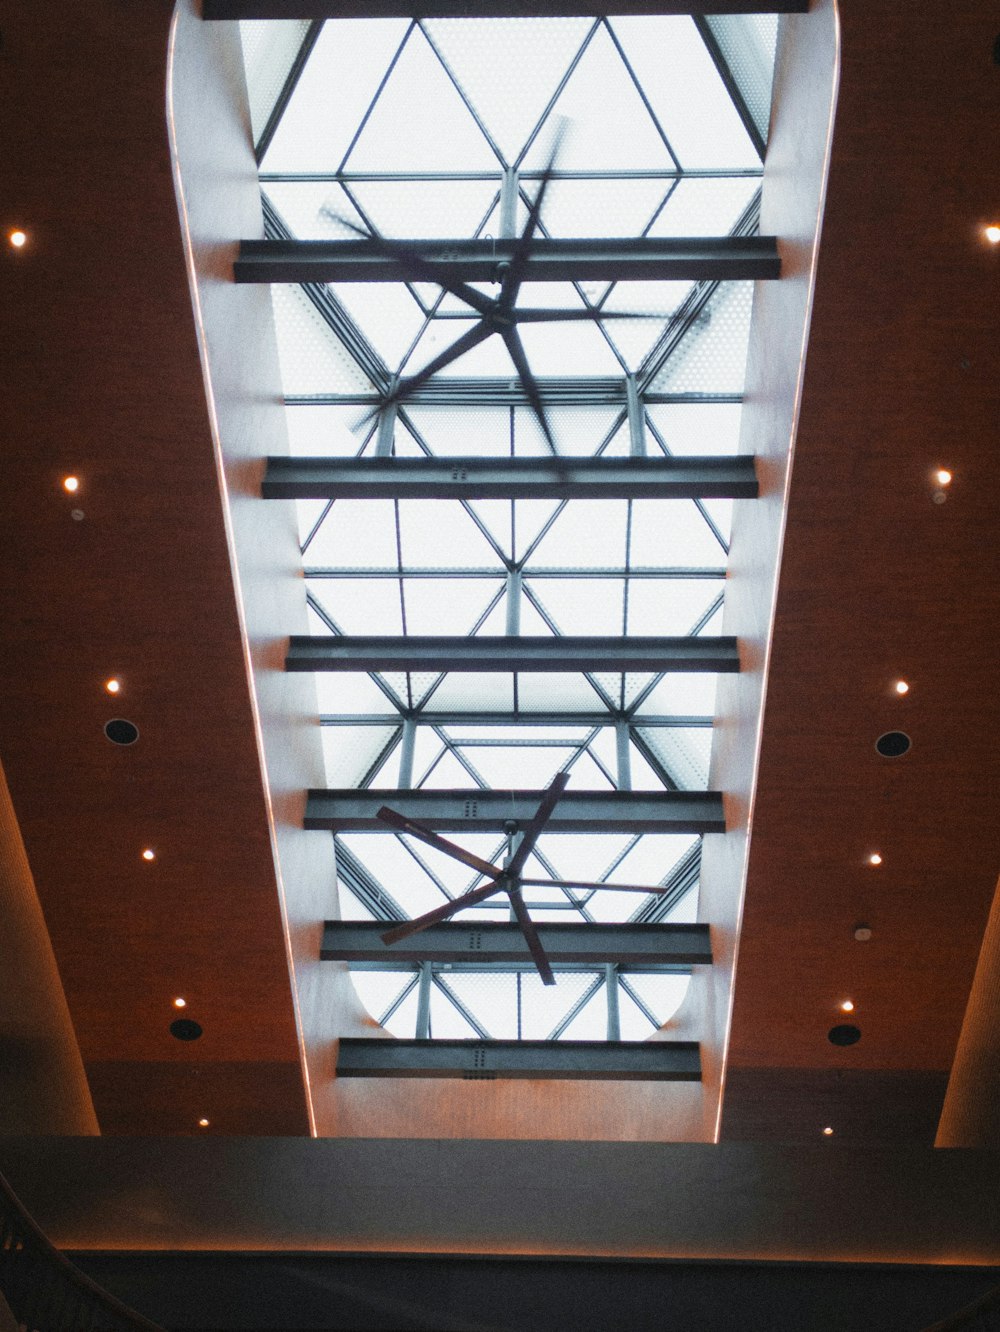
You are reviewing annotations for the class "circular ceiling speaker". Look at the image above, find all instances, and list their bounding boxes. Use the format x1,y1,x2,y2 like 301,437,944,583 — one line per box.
170,1019,203,1042
828,1024,861,1046
875,730,910,757
104,718,139,746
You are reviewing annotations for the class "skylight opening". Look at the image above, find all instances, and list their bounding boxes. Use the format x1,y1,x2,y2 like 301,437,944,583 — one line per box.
241,11,778,1045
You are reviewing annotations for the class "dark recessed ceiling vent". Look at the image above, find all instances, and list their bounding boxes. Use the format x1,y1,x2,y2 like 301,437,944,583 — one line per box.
875,731,911,757
104,718,139,746
828,1024,862,1046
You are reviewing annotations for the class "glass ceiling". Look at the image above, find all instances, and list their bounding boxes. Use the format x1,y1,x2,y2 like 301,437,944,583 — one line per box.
240,13,777,1047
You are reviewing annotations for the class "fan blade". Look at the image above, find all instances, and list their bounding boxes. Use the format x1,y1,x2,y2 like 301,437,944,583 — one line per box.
507,884,555,986
380,874,507,946
496,127,564,309
323,211,495,317
512,308,666,323
393,321,494,404
505,771,570,880
376,805,503,879
519,878,674,894
501,325,556,455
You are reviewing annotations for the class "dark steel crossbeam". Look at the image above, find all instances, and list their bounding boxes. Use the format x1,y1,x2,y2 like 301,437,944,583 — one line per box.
323,920,712,966
287,635,739,673
306,788,724,833
320,712,714,726
336,1037,701,1081
263,455,758,500
208,1,805,17
235,236,780,284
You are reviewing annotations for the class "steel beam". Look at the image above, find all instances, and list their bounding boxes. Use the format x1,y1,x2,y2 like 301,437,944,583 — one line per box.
208,1,806,17
287,635,739,673
263,455,758,500
336,1037,700,1080
306,788,724,833
322,920,712,966
235,236,780,284
320,712,714,726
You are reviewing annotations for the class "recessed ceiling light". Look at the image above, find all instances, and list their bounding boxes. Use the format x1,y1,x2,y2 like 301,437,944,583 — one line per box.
840,1000,855,1013
198,1118,210,1128
985,225,1000,245
894,680,909,695
868,853,883,866
142,848,155,862
822,1126,834,1136
9,230,27,249
62,476,79,493
854,926,873,942
935,469,952,487
105,678,121,695
173,997,187,1008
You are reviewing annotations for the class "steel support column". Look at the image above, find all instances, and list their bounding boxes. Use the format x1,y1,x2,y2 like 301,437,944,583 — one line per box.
306,788,724,832
262,455,759,500
235,236,781,284
322,920,713,965
336,1037,701,1080
287,635,740,673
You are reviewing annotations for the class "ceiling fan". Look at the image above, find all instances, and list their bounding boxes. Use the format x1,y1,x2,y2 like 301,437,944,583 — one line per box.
328,135,659,453
376,772,678,986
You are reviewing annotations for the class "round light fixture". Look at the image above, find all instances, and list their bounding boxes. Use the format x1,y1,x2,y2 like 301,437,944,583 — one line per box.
935,469,952,487
823,1126,834,1136
173,997,186,1009
198,1118,210,1128
854,925,873,942
840,1000,855,1013
894,680,909,695
9,230,27,249
868,853,883,867
62,476,79,493
105,678,121,695
985,225,1000,245
142,848,155,862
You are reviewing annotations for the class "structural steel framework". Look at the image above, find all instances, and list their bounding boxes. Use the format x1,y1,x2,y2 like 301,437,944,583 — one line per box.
241,7,779,1065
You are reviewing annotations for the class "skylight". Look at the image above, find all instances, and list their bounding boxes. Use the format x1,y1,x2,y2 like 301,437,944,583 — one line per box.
240,13,777,1052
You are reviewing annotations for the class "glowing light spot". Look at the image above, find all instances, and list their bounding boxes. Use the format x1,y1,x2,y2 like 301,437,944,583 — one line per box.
142,848,155,862
823,1126,834,1136
198,1118,210,1128
894,680,909,695
9,230,27,249
173,997,186,1009
868,854,882,866
840,1000,855,1013
62,476,79,493
985,225,1000,245
935,469,952,487
105,678,121,695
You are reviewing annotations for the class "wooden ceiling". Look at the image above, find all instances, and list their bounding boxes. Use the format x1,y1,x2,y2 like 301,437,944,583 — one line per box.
0,0,997,1153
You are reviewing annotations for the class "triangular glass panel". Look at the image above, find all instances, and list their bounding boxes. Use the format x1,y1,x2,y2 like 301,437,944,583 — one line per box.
626,973,691,1026
322,724,399,788
349,971,416,1034
329,283,427,375
446,974,518,1040
429,979,490,1039
525,498,628,569
313,670,405,716
557,986,607,1041
271,285,376,395
647,176,760,239
345,26,499,174
608,16,760,169
523,578,624,637
303,498,399,567
423,18,593,166
617,983,658,1039
521,22,676,173
402,319,518,380
629,499,732,567
401,578,503,636
645,402,742,457
537,176,671,240
263,182,367,240
397,499,507,568
404,404,511,458
633,726,710,792
650,281,754,395
520,973,596,1041
286,405,365,458
260,20,410,173
350,178,501,241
